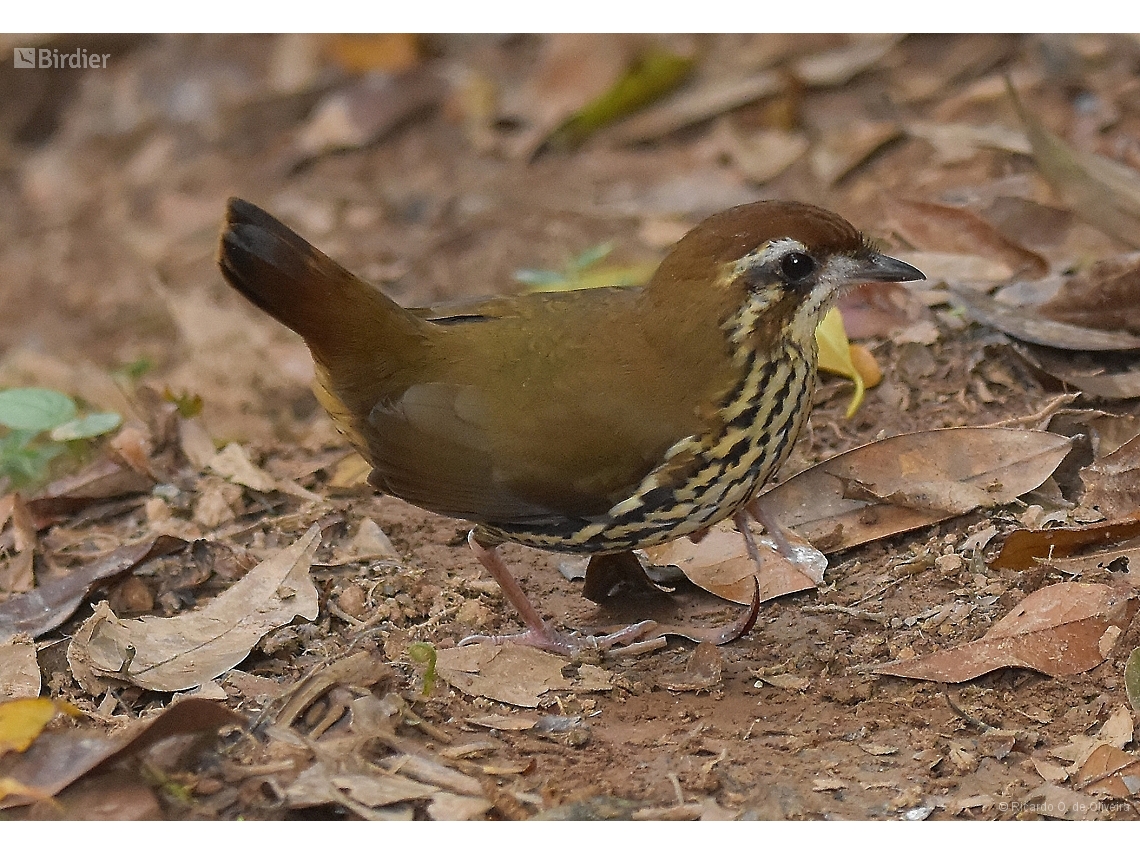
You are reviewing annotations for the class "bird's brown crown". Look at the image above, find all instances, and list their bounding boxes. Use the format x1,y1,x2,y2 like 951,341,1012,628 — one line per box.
648,200,871,291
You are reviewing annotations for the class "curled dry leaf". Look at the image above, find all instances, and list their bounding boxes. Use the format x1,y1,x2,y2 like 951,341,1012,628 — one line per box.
644,522,824,605
764,428,1072,554
0,698,242,809
875,582,1137,682
951,288,1140,351
1010,80,1140,249
1012,342,1140,401
0,536,186,644
67,525,320,692
991,516,1140,572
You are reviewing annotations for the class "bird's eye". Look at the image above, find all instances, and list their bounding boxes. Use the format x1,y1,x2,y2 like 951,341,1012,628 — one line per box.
779,251,815,283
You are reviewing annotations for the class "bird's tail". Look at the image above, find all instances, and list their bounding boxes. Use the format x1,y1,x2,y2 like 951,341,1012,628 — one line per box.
218,197,427,368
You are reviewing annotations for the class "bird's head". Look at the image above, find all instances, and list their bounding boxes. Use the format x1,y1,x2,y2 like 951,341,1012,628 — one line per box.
645,200,925,356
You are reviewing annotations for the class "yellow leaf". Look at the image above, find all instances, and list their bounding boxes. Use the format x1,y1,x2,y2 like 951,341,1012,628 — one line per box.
816,307,879,417
0,697,80,756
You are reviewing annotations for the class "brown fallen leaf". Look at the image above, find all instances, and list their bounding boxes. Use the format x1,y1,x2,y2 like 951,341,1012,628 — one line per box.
0,536,186,644
435,644,572,708
1080,435,1140,521
658,641,725,692
1012,342,1140,400
0,698,242,809
875,582,1137,682
1074,743,1140,795
991,516,1140,571
1010,80,1140,248
810,120,901,185
1039,253,1140,334
905,121,1030,166
764,428,1072,554
289,68,446,171
67,525,320,692
790,35,902,87
951,287,1140,351
0,639,39,700
644,521,824,605
891,199,1048,279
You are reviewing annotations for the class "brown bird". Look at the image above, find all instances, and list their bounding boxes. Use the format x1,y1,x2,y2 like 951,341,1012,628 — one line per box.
218,198,923,653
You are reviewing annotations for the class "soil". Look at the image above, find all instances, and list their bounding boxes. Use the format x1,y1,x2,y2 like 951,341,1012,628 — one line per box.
3,34,1140,820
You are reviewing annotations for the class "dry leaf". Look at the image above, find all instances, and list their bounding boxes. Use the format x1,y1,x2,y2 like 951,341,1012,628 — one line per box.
951,287,1140,351
0,698,78,756
1011,80,1140,248
0,536,186,644
0,698,241,809
791,35,902,87
435,644,572,708
765,428,1072,553
1039,253,1140,333
67,526,320,692
645,522,823,605
991,516,1140,571
0,640,39,700
1012,342,1140,400
721,125,809,185
875,582,1137,681
659,641,724,692
1080,436,1140,520
811,120,901,185
897,252,1014,288
891,199,1048,279
291,69,445,168
905,121,1030,166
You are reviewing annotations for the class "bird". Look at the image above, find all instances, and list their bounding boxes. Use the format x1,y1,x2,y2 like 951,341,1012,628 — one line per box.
217,197,924,654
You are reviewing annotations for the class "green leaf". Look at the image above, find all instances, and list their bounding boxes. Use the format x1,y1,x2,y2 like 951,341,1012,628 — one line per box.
0,388,77,432
1126,647,1140,714
50,412,122,442
0,438,63,486
543,49,694,152
408,642,438,696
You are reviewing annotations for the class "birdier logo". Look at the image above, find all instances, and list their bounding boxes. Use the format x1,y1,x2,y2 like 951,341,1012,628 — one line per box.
13,47,110,69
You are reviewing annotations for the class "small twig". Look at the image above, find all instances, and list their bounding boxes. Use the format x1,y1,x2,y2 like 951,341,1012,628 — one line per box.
944,687,1019,737
978,393,1079,429
327,601,365,627
802,603,890,626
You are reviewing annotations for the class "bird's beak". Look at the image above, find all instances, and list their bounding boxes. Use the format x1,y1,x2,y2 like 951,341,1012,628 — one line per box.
855,252,926,283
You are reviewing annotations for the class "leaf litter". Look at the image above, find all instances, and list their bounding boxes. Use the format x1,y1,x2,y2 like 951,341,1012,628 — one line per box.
8,33,1140,820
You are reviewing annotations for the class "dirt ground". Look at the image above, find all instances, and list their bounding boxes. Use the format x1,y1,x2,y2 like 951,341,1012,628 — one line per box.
4,34,1140,820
